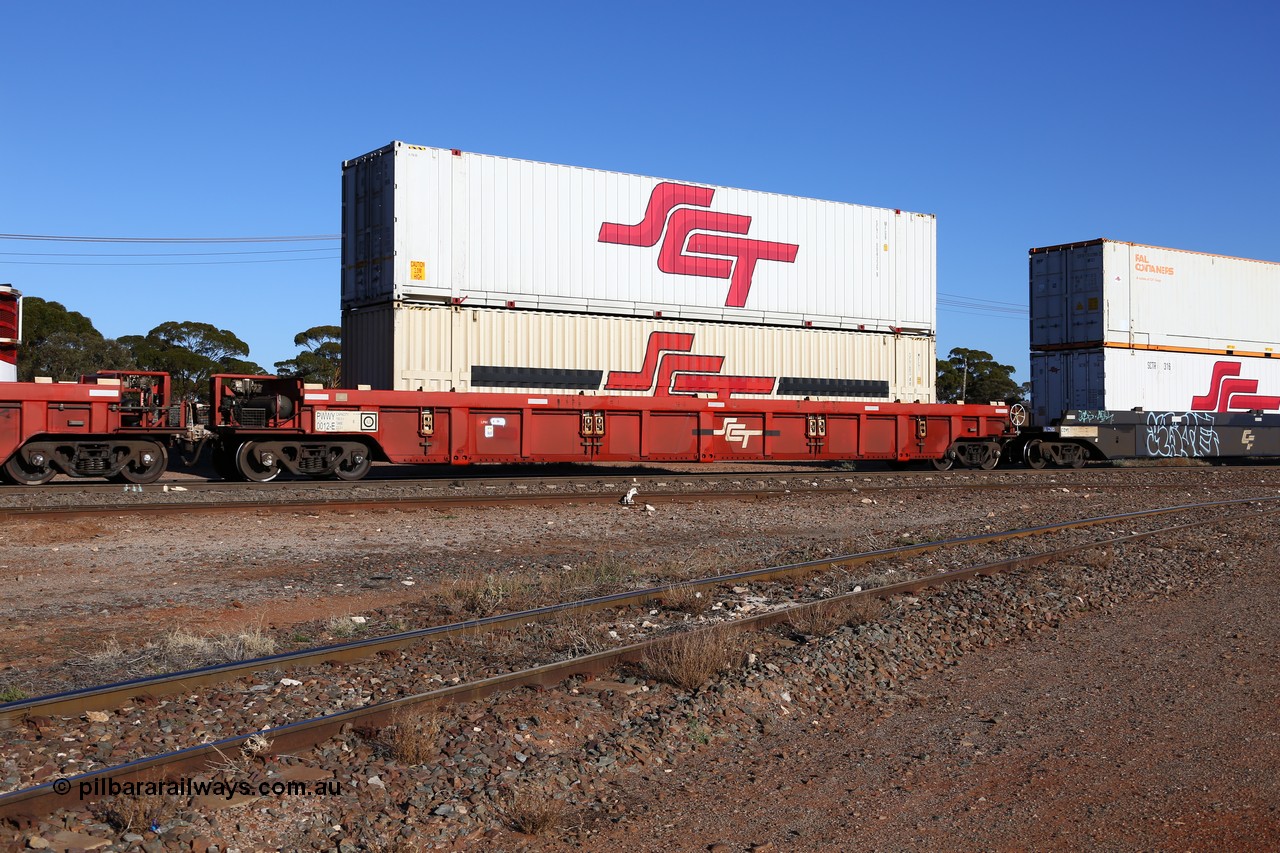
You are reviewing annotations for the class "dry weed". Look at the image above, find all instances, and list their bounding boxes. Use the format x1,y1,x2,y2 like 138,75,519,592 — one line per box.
546,610,611,657
210,731,273,778
381,706,446,765
498,783,569,835
446,573,530,616
642,629,743,691
94,783,179,833
550,556,636,597
844,595,885,626
77,624,277,676
788,594,885,637
661,583,711,615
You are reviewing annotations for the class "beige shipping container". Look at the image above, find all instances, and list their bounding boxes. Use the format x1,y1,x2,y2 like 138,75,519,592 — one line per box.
343,303,935,403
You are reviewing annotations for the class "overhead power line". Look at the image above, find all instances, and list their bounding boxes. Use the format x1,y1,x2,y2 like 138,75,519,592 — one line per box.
0,233,339,244
938,293,1027,317
0,247,337,258
1,256,339,267
938,291,1026,309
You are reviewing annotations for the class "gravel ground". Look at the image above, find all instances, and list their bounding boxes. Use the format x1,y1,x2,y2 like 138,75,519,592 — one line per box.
1,466,1278,850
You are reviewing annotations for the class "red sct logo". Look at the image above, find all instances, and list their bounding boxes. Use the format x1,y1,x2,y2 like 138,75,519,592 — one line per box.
1190,361,1280,412
598,182,799,308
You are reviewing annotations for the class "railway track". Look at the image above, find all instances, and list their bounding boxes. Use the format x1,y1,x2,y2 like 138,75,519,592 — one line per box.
1,465,1273,519
2,494,1276,822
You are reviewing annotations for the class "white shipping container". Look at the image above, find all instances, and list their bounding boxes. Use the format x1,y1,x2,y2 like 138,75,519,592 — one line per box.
343,303,935,402
342,142,936,333
1031,347,1280,423
1030,239,1280,352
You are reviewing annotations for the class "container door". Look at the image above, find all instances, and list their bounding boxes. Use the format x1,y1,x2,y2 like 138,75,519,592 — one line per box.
1064,243,1105,345
1030,251,1066,347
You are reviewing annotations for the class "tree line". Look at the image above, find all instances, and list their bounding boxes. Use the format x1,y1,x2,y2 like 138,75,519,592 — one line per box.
19,297,340,400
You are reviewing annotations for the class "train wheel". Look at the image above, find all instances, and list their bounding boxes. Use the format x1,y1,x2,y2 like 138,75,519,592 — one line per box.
1022,440,1048,469
334,450,371,482
113,442,168,485
978,444,1000,470
1069,453,1087,469
931,455,954,471
4,451,56,485
235,441,280,483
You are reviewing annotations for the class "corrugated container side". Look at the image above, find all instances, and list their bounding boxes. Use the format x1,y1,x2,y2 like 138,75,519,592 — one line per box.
1032,347,1280,421
343,302,935,402
1030,240,1280,352
342,143,936,333
1104,242,1280,351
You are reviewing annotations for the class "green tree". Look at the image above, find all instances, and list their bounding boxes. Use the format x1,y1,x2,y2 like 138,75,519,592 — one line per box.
274,325,341,387
20,297,99,346
936,348,1022,404
121,321,264,400
22,331,137,382
17,297,135,381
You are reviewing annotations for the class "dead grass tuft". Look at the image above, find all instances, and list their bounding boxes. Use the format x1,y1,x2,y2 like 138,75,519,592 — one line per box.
787,598,852,637
78,624,277,675
661,583,711,615
550,555,636,597
844,595,886,626
158,624,277,667
209,731,273,778
642,629,743,691
94,783,179,833
445,572,531,616
498,783,569,835
788,594,885,637
380,706,446,765
546,610,611,657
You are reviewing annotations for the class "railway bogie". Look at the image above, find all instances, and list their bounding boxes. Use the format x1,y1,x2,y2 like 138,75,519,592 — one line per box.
0,371,189,484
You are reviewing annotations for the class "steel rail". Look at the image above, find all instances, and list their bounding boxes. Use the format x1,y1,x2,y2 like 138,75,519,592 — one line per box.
0,473,1269,520
3,495,1275,729
2,500,1274,821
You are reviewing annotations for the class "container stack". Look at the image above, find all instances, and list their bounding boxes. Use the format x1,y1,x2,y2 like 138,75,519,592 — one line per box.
1028,239,1280,422
340,142,938,401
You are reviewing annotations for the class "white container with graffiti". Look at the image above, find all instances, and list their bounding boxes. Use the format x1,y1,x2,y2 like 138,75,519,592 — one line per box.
1030,239,1280,353
342,302,936,402
341,142,936,334
1031,346,1280,423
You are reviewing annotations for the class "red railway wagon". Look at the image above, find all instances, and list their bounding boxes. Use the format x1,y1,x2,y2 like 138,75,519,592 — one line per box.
209,375,1016,481
0,371,187,484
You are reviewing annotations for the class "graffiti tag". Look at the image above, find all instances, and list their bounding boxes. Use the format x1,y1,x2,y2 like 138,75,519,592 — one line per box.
1144,411,1220,458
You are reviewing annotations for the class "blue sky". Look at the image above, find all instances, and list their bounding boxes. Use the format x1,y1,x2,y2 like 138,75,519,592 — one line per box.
3,2,1277,379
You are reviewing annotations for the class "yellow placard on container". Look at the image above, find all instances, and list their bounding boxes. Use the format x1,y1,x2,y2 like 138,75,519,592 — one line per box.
410,260,426,281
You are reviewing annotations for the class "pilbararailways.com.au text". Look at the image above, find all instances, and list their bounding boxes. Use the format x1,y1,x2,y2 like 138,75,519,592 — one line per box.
55,776,342,800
